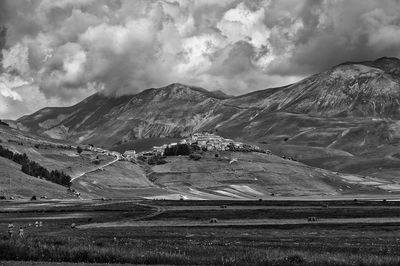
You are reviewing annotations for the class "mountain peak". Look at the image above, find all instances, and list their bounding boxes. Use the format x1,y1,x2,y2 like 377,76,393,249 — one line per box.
226,56,400,118
337,56,399,66
164,82,191,89
334,57,400,81
374,56,400,63
150,83,230,100
337,57,400,72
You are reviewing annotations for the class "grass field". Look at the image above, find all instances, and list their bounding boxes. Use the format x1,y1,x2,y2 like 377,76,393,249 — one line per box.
1,200,400,265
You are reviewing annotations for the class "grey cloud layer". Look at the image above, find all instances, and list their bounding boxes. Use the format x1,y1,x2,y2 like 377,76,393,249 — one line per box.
1,0,400,119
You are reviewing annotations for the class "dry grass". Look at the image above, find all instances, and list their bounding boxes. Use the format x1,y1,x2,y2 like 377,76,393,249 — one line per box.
2,200,400,265
2,220,400,266
2,233,400,266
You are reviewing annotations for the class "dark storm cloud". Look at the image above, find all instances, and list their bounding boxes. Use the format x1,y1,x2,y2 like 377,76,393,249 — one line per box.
1,0,400,119
268,0,400,75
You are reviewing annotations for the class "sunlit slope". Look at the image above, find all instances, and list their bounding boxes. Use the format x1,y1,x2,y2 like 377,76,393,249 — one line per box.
71,161,170,199
147,152,385,199
0,123,397,199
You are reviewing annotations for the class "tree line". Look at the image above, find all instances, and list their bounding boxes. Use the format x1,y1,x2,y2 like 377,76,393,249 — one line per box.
0,145,71,187
164,143,199,156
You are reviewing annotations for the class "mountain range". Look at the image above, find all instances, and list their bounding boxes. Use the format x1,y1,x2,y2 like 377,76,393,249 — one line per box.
13,57,400,150
3,57,400,199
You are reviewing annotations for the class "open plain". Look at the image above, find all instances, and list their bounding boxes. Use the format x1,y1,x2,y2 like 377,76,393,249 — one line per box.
2,199,400,265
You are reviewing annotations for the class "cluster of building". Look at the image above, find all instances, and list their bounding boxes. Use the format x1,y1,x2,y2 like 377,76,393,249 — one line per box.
83,132,265,162
189,132,264,153
123,150,137,161
190,133,237,151
128,132,263,158
85,145,122,158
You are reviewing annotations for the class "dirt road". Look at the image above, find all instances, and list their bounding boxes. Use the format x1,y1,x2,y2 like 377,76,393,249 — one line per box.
71,156,120,182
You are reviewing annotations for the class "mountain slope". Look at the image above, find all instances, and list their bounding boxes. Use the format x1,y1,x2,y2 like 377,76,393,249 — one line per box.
11,57,400,186
15,83,237,148
16,58,400,147
3,123,389,200
227,57,400,118
0,156,74,199
147,151,385,199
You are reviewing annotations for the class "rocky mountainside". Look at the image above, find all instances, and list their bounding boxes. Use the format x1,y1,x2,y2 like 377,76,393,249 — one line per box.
228,57,400,118
13,57,400,155
15,83,236,148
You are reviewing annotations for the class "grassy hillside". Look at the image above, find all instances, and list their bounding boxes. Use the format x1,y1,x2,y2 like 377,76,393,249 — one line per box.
1,123,399,200
72,161,169,199
147,151,387,199
0,125,119,199
0,157,73,199
9,58,400,191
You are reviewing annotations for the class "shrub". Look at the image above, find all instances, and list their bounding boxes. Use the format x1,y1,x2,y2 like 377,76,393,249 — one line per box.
190,143,200,151
189,153,202,161
77,146,83,154
137,155,147,162
148,155,167,165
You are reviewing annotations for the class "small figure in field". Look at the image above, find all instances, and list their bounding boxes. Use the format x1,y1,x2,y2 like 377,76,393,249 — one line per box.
18,227,24,238
35,221,39,228
7,223,14,238
39,221,43,227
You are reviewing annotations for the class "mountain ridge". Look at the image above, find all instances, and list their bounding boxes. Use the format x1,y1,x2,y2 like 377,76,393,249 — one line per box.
226,57,400,118
12,57,400,150
5,57,400,198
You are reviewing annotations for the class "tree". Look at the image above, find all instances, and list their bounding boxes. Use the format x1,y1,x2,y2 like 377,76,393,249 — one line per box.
148,155,167,165
77,146,83,154
164,144,191,156
0,145,71,187
189,153,202,161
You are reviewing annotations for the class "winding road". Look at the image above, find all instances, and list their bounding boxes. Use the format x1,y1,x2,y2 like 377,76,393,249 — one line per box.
71,156,120,182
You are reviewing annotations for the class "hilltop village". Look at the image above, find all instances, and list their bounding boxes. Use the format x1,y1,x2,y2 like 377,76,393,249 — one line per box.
120,132,266,162
74,132,272,169
85,132,266,163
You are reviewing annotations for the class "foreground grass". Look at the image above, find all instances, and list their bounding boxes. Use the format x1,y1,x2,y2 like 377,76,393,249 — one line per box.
2,238,400,266
3,200,400,266
2,225,400,266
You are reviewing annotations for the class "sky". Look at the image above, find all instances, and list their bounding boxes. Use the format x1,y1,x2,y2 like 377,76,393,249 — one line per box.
1,0,400,119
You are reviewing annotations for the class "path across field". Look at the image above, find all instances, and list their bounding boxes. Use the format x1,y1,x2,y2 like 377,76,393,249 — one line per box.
71,156,120,182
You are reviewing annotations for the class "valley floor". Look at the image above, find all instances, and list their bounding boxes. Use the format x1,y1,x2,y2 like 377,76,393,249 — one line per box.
2,199,400,265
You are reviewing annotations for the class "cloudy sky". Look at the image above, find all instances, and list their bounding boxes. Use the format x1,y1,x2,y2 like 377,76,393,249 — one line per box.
1,0,400,119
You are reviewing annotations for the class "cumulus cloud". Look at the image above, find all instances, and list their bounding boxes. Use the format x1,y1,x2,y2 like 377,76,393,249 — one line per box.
1,0,400,119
